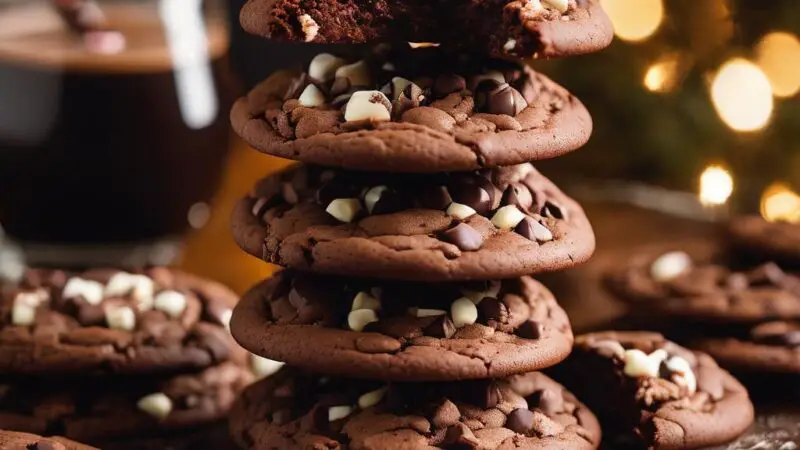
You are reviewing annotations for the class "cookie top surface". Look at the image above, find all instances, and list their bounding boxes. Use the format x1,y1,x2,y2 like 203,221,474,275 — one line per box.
230,270,574,381
606,245,800,323
693,321,800,374
550,331,754,450
729,216,800,265
231,46,592,173
231,163,595,281
0,430,97,450
0,267,239,375
0,361,253,445
230,368,601,450
239,0,613,58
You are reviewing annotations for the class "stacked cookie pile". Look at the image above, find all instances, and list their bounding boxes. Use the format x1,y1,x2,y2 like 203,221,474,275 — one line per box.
0,268,266,449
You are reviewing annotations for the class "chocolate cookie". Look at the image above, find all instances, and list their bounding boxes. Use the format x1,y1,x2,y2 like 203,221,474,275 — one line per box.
729,216,800,265
693,321,800,374
549,331,754,450
229,368,601,449
230,271,574,381
0,362,253,446
231,163,594,281
239,0,613,58
230,46,592,173
0,430,96,450
0,268,238,375
606,245,800,323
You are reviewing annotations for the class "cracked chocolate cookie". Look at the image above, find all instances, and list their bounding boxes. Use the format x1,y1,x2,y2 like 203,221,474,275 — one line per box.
0,430,96,450
0,268,239,375
0,361,253,447
231,46,592,173
728,216,800,265
231,163,594,281
230,270,574,381
239,0,613,59
549,331,754,450
229,368,601,449
606,245,800,323
693,321,800,374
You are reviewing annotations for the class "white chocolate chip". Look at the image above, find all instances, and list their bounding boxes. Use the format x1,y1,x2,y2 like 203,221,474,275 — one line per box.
648,349,669,366
251,354,285,379
542,0,569,13
592,340,626,359
451,297,478,328
137,393,173,420
153,290,187,319
105,305,136,331
344,91,392,122
328,405,354,422
461,281,501,304
447,202,477,220
503,39,517,52
408,42,440,48
63,277,104,305
335,60,371,87
531,221,554,242
623,349,660,378
220,309,233,332
666,356,697,394
650,251,692,282
358,386,388,409
14,291,45,308
297,14,319,42
352,292,381,311
11,303,36,326
309,53,347,82
104,273,155,310
491,205,526,230
325,198,363,223
348,309,378,332
298,84,326,107
408,307,447,318
364,186,388,213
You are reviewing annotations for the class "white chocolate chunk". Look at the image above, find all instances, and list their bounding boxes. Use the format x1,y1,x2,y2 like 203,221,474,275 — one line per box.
592,340,626,359
650,251,692,282
251,354,285,379
531,221,554,242
364,186,388,213
623,349,660,378
105,273,155,310
451,297,478,328
352,292,381,312
491,205,526,230
358,386,388,409
348,309,378,332
309,53,346,82
154,290,187,319
648,349,669,366
447,203,477,220
328,405,354,422
137,393,173,420
63,277,104,305
105,305,136,331
461,281,502,304
11,303,36,326
409,307,448,318
298,14,319,42
344,91,391,122
298,84,325,107
666,356,697,394
326,198,363,223
335,60,371,87
503,39,517,52
220,309,233,332
542,0,569,13
14,291,45,308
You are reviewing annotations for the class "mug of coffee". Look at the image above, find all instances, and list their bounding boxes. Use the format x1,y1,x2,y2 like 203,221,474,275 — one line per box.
0,0,235,270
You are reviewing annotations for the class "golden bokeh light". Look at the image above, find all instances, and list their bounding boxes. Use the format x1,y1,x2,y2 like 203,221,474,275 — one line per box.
760,182,800,223
756,31,800,98
643,55,679,93
699,165,734,206
600,0,664,42
710,58,774,132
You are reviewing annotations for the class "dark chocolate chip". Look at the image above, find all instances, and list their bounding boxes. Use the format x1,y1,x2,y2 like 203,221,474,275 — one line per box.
330,77,351,97
192,327,231,362
272,408,294,425
284,73,310,100
431,399,461,428
372,189,412,215
749,262,786,286
474,80,526,116
478,298,506,322
514,217,552,242
433,73,467,98
441,223,484,251
423,316,457,338
273,381,295,398
502,184,533,211
443,423,480,449
28,441,59,450
75,302,106,326
752,330,800,348
464,382,500,409
505,408,535,434
448,175,496,215
516,320,542,339
529,388,564,415
541,201,565,220
316,179,359,206
281,182,299,205
418,185,453,210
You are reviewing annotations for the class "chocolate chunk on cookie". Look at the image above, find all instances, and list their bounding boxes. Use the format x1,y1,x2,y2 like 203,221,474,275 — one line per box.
694,321,800,374
0,430,96,450
239,0,613,58
606,244,800,323
230,271,574,381
549,331,754,450
0,268,239,375
230,367,601,449
728,216,800,266
231,163,594,281
231,46,592,173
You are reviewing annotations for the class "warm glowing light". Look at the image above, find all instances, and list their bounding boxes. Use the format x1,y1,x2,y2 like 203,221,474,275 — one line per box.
699,165,734,206
643,55,679,93
760,182,800,223
710,58,773,132
756,32,800,98
600,0,664,42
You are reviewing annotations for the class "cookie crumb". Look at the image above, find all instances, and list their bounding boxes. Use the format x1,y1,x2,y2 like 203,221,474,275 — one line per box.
297,14,318,42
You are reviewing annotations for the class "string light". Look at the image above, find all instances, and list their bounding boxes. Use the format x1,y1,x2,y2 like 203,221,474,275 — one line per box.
760,182,800,223
710,58,773,132
600,0,664,42
756,31,800,98
643,55,680,93
699,165,734,206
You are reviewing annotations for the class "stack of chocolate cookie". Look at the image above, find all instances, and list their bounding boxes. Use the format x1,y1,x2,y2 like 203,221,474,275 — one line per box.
0,268,271,449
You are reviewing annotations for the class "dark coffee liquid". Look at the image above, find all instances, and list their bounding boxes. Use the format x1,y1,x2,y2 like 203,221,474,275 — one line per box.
0,5,234,245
